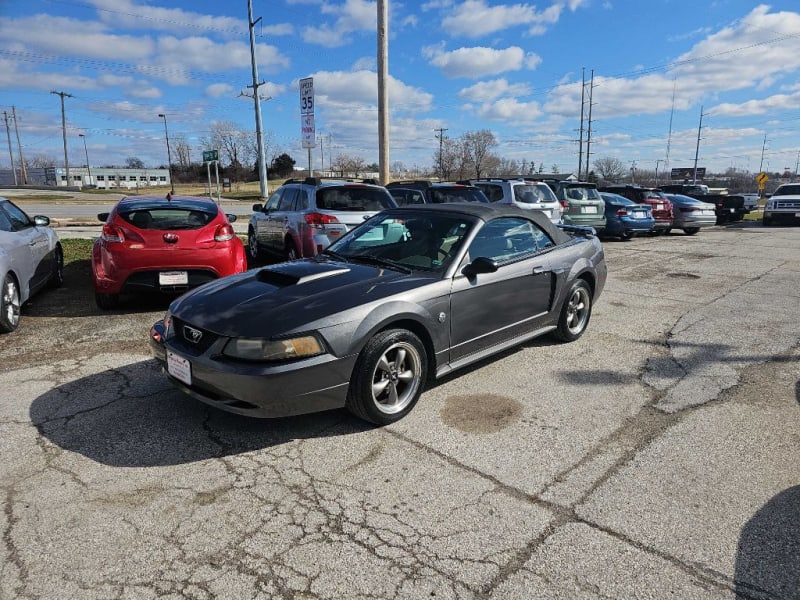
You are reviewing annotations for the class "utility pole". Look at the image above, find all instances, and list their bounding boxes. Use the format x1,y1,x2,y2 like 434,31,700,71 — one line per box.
630,161,637,184
157,113,174,194
692,105,705,184
79,133,92,186
577,67,585,179
246,0,269,199
3,111,17,185
51,90,73,186
584,69,595,181
665,78,676,173
434,127,448,179
758,134,767,174
794,150,799,182
12,107,28,184
377,0,389,184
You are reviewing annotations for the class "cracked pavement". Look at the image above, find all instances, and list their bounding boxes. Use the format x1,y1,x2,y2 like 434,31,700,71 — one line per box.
1,222,799,599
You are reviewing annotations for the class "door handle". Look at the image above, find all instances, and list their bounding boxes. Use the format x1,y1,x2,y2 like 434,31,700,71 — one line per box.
532,265,549,274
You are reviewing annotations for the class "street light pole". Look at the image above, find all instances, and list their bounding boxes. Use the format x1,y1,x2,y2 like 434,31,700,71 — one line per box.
78,133,92,187
157,113,175,194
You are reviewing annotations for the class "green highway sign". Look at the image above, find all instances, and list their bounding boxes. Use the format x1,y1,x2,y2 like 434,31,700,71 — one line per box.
203,150,218,162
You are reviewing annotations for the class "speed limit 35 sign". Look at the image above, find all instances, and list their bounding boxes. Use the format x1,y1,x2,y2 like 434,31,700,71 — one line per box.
300,77,314,116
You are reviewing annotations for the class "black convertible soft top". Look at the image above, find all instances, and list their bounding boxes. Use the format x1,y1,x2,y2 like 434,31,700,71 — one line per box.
378,202,573,245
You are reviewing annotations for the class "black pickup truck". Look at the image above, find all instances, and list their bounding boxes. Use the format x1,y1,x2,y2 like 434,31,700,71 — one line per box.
659,185,749,224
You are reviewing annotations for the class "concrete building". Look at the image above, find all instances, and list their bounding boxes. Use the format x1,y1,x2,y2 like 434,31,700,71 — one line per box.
54,167,170,190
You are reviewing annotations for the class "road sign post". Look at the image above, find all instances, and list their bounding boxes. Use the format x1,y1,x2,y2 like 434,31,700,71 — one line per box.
203,150,220,202
300,77,315,176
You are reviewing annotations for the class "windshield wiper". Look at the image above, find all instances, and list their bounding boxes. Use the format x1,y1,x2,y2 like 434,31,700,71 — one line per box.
348,254,412,274
319,249,349,263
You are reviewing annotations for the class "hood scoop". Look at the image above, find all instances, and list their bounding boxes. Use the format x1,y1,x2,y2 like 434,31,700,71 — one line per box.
256,262,351,287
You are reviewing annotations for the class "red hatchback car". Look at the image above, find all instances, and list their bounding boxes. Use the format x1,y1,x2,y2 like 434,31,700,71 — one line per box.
92,195,246,309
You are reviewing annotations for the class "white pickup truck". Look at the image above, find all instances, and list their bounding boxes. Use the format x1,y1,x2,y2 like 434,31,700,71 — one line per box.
763,184,800,226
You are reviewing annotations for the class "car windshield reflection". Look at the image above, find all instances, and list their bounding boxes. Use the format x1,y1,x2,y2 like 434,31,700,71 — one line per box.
326,213,472,272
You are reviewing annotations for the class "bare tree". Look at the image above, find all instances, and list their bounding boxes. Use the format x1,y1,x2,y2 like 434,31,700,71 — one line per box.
202,121,254,169
331,154,367,177
593,156,626,181
173,134,192,168
462,130,497,179
25,154,56,168
126,157,145,169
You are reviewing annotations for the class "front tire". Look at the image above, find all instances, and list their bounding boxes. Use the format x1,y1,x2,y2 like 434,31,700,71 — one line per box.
553,280,592,343
683,227,700,236
346,329,428,425
0,274,21,333
762,215,772,227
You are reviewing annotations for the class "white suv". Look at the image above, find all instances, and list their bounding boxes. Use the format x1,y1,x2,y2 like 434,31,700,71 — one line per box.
468,178,562,223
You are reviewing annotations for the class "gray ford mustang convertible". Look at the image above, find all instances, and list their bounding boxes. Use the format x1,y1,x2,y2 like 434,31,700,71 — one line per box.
150,203,606,425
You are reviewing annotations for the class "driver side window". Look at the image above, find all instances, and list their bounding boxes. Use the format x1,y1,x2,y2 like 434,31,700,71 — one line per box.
264,189,283,211
467,217,550,263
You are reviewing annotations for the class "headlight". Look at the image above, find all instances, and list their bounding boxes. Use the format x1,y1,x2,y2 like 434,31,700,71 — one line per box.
223,335,324,362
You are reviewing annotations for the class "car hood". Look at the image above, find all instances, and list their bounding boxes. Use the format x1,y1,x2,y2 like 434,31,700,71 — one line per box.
169,258,434,337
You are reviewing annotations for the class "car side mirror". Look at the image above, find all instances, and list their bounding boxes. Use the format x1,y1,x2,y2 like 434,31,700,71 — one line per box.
226,213,237,223
97,212,109,222
462,256,498,278
33,215,50,226
252,203,264,212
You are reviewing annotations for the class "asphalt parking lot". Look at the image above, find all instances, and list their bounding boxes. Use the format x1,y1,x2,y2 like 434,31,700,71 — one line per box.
1,201,799,598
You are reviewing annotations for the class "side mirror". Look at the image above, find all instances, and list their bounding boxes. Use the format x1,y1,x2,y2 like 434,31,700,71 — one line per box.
97,212,109,223
252,203,264,212
462,256,498,278
33,215,50,227
226,213,237,223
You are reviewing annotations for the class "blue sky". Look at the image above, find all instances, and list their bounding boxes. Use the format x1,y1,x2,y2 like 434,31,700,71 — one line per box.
2,0,800,178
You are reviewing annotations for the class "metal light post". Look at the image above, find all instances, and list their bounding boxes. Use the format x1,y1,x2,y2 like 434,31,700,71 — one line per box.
157,113,175,194
78,134,92,187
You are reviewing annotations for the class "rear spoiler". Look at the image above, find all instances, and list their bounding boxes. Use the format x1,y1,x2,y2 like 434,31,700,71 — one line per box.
557,224,596,237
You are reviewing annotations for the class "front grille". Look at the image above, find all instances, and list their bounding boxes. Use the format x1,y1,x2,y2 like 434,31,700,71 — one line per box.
172,317,219,356
775,200,800,209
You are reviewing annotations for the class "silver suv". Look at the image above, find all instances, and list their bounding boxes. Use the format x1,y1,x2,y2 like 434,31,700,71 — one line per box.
467,178,562,223
248,177,397,261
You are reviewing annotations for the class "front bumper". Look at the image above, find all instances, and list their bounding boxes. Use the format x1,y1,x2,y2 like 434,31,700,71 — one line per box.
149,320,356,418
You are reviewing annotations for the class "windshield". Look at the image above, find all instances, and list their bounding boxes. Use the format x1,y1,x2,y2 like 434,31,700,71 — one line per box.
563,186,601,201
120,207,216,230
513,184,556,204
317,186,395,211
774,185,800,196
430,188,489,203
326,212,474,272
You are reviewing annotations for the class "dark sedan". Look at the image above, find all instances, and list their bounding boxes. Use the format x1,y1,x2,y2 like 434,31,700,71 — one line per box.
150,204,607,425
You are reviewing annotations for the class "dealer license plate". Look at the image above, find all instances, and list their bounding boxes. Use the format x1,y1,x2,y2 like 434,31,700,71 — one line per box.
159,271,188,286
167,351,192,386
655,203,664,210
632,211,646,219
582,206,597,214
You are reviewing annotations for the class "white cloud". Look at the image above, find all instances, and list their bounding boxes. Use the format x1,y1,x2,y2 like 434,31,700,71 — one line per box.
302,0,377,47
474,97,542,122
441,0,584,38
710,92,800,117
89,0,247,36
206,83,234,98
459,79,531,102
308,70,433,112
422,44,539,78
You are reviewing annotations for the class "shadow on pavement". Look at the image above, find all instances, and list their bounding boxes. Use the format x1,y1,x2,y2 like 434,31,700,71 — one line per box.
734,485,800,599
30,359,371,468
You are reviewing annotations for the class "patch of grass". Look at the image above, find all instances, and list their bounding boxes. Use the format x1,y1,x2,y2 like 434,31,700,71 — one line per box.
62,238,94,264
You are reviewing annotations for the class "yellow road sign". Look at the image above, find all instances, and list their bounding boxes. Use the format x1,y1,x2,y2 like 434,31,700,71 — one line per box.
756,172,768,184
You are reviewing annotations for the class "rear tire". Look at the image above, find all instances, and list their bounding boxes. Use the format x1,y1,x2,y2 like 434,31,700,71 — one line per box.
247,227,262,261
284,239,299,261
683,227,700,236
48,244,64,288
553,280,592,343
620,232,633,241
0,274,21,333
346,329,428,425
95,292,119,310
